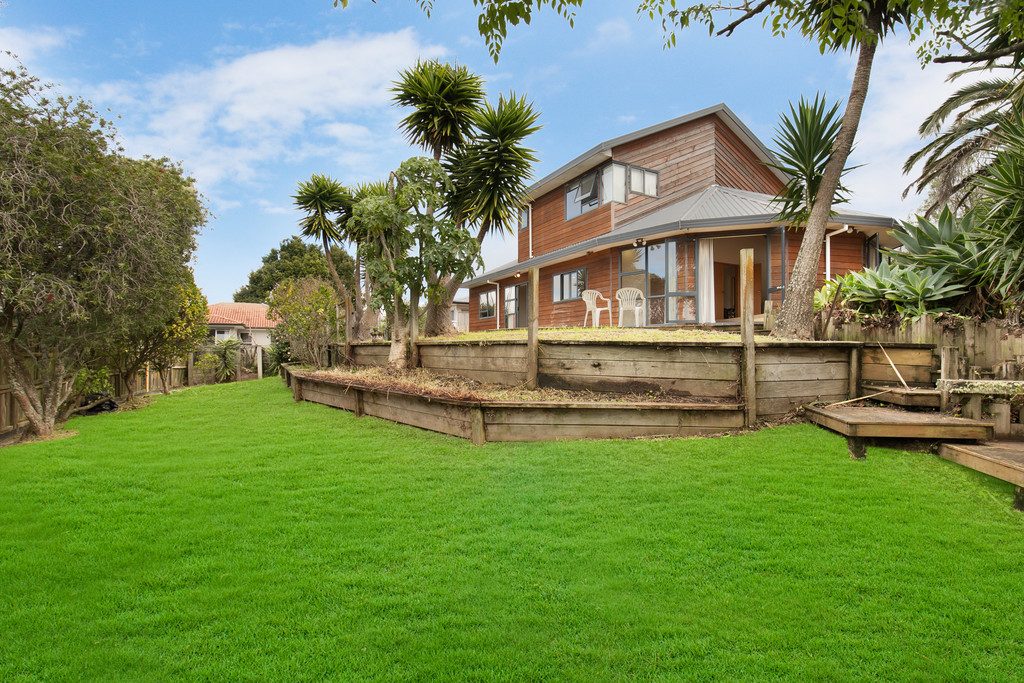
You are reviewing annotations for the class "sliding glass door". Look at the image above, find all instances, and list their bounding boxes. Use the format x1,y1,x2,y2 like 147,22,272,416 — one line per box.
618,238,698,325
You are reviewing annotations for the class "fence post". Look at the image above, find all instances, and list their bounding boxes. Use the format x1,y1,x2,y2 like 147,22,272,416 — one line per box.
527,267,539,390
848,346,861,400
740,249,756,426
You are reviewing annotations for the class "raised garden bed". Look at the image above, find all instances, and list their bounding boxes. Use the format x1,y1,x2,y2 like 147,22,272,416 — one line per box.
281,365,745,444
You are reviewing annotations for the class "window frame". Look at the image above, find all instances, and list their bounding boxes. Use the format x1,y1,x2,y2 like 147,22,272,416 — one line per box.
478,290,496,319
552,267,587,303
564,162,628,221
629,165,659,198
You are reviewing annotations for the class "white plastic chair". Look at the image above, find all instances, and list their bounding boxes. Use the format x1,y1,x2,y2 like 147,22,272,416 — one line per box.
615,287,646,327
581,290,611,327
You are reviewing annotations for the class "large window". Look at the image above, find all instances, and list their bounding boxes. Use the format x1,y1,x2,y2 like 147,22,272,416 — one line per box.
479,290,496,319
553,268,587,302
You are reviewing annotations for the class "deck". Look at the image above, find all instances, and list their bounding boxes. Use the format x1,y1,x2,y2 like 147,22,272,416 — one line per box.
804,405,993,440
939,442,1024,510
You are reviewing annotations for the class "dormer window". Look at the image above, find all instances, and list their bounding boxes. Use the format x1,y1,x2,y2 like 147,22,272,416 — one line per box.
565,163,627,221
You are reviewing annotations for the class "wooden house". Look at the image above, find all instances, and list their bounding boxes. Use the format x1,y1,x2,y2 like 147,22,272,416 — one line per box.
465,103,898,330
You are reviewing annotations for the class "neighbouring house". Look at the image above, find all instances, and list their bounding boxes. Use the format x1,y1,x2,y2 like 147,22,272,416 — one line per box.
207,302,277,347
465,103,899,330
449,297,470,333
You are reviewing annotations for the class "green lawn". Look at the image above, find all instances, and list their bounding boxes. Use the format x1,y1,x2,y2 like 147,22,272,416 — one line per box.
2,378,1023,681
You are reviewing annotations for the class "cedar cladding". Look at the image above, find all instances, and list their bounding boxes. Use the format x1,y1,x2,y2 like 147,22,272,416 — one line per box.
469,252,619,332
785,230,865,287
713,120,784,195
611,118,718,226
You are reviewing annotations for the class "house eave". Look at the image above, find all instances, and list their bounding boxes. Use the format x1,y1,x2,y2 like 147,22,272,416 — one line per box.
525,103,786,201
465,213,899,289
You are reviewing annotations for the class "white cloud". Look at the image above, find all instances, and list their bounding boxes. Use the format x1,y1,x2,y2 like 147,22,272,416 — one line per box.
844,40,963,221
593,18,633,47
0,25,79,65
94,30,446,190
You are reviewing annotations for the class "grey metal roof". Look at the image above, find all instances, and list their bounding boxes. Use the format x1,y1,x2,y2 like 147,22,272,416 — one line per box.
622,185,897,233
525,103,788,201
465,185,899,288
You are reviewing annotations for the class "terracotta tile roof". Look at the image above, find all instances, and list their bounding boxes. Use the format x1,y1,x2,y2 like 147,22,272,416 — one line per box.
207,302,277,329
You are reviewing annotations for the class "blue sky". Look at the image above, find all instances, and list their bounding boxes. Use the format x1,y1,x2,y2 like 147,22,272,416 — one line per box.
1,0,960,303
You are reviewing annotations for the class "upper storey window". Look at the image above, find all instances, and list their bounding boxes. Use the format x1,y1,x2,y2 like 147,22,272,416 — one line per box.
630,167,659,197
518,206,530,232
565,163,626,220
565,163,656,221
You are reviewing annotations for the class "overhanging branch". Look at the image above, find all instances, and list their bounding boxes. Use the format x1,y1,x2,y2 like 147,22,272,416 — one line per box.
717,0,776,37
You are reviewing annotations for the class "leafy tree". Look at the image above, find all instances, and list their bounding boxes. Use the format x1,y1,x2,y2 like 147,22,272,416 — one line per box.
353,157,481,368
350,0,970,339
391,61,540,337
150,279,210,394
266,277,341,370
0,62,206,436
233,236,355,303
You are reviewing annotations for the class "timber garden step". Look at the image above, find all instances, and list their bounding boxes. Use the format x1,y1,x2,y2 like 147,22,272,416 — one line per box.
804,404,993,459
938,441,1024,511
862,383,941,409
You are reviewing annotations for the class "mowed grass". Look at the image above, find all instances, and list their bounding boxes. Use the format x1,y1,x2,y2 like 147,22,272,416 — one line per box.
2,379,1023,681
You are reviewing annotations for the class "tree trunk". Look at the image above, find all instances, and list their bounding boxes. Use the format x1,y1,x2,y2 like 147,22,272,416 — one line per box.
355,306,379,342
423,274,461,337
771,11,882,340
0,342,71,437
388,299,410,369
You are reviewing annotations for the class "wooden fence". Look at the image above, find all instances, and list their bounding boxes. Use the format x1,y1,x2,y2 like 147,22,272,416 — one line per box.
822,315,1024,378
0,361,192,439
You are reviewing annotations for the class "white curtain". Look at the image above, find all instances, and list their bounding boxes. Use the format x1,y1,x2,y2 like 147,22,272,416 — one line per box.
698,238,715,324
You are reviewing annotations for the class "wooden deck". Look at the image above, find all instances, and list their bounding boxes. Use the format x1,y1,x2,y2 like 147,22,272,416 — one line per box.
939,442,1024,510
862,383,941,408
804,404,994,460
804,405,993,440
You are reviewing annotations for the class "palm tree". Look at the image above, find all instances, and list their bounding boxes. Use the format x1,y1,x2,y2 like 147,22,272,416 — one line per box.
426,93,541,336
904,1,1024,215
449,93,542,243
392,60,486,161
765,95,852,226
392,61,487,344
293,174,351,301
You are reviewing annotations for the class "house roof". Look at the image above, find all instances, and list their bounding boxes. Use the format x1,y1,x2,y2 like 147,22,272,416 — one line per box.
621,185,897,233
525,103,787,202
207,302,277,329
465,185,899,288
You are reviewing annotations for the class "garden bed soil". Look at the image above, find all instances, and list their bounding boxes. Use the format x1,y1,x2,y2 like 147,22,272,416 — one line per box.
305,366,736,406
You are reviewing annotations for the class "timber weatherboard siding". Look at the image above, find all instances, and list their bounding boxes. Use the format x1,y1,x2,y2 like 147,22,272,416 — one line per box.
482,107,879,330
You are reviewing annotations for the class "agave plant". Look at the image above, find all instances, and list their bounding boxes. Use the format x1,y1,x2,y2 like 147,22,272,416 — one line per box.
888,208,996,316
974,104,1024,303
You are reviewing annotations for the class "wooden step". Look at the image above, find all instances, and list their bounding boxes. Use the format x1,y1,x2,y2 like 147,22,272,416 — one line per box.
805,405,993,441
862,383,941,408
938,441,1024,510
